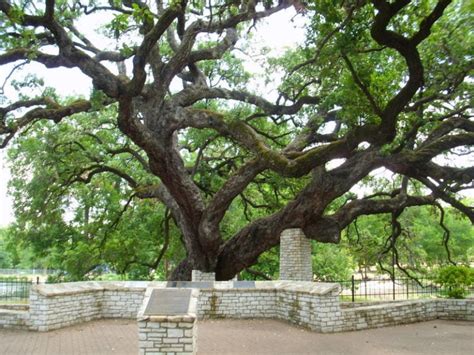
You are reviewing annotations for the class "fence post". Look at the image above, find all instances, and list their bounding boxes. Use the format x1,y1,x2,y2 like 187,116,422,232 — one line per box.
392,276,396,301
36,276,39,285
364,278,367,300
351,275,355,303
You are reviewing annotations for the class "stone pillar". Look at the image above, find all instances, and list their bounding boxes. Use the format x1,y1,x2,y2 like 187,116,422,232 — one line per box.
279,228,313,281
191,270,216,282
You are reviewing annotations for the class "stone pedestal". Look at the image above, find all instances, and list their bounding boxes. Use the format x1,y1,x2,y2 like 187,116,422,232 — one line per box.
279,228,313,281
138,314,196,354
138,288,199,354
191,270,216,282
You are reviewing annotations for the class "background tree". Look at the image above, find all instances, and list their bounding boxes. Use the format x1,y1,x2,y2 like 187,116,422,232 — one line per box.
0,0,472,280
345,205,474,279
0,227,13,268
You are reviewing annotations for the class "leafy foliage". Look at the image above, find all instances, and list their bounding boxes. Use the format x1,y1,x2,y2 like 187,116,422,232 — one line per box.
0,0,472,280
435,265,474,299
0,228,13,268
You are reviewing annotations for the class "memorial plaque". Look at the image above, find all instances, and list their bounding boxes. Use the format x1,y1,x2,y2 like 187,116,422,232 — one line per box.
233,281,256,288
144,289,192,316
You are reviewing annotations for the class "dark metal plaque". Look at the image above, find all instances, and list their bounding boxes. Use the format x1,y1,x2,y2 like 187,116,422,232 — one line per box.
144,289,192,316
233,281,256,288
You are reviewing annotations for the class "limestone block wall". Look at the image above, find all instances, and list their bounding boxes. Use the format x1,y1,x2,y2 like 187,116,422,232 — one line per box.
196,282,474,333
279,229,313,281
338,300,437,332
276,289,343,332
197,281,341,333
436,299,474,321
1,280,473,335
29,288,103,331
27,282,156,331
0,308,29,330
198,289,278,319
101,289,145,318
334,299,474,332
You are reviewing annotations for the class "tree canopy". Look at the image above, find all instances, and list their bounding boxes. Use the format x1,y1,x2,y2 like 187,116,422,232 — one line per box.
0,0,472,280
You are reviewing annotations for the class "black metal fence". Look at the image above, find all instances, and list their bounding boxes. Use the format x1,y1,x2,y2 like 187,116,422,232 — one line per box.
0,268,56,275
0,277,33,303
332,276,474,302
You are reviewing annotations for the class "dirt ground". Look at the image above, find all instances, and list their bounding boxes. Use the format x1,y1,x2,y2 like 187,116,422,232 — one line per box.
0,319,472,355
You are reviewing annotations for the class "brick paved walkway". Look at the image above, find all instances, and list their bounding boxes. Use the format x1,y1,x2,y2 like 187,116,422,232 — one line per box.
0,319,136,355
0,319,473,354
198,319,474,354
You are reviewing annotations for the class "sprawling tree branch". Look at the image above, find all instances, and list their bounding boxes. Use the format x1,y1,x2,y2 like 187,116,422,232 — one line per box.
1,0,471,280
370,0,453,143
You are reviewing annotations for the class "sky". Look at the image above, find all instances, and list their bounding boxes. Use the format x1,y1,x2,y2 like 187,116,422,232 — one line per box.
0,8,306,227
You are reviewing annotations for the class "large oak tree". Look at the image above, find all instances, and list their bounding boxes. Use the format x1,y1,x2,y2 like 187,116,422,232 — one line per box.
1,0,472,280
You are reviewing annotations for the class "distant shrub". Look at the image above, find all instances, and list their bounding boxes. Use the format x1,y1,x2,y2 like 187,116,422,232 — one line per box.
46,273,70,284
0,276,28,282
435,265,474,299
96,273,124,281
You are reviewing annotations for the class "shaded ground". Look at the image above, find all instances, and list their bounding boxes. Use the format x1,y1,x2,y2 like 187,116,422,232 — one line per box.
0,319,472,354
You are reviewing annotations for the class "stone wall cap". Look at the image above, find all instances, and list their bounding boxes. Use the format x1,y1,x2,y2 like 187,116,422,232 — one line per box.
138,314,196,323
32,281,166,296
0,304,29,311
33,282,104,296
441,297,474,302
194,281,339,294
0,309,29,315
31,280,339,296
255,281,340,295
344,299,436,313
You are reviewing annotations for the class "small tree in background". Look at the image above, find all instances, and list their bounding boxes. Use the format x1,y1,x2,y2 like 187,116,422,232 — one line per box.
435,265,474,299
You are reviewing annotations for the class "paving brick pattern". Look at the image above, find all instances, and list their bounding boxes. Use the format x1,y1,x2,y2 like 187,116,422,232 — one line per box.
198,319,474,355
1,319,473,355
0,319,137,355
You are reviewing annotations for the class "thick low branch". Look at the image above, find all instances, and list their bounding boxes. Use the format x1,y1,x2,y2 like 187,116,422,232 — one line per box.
67,164,138,188
417,177,474,223
177,107,373,177
384,153,474,222
0,99,93,148
188,28,238,63
0,1,124,97
328,193,436,233
0,48,75,67
413,133,474,163
200,158,266,241
215,151,382,279
172,87,319,114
